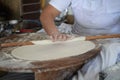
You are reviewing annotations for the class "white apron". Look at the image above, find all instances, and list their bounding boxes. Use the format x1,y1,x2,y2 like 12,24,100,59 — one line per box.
71,0,120,35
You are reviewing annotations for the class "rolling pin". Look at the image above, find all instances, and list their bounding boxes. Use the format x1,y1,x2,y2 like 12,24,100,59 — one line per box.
1,34,120,48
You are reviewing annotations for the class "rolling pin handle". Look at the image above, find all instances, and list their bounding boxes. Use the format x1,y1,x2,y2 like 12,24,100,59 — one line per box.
1,41,34,48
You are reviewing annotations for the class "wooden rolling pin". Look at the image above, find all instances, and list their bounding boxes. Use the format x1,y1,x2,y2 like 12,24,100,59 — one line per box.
1,41,34,48
1,34,120,48
86,34,120,40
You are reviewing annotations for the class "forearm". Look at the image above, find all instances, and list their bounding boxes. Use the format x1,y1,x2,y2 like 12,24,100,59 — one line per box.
40,13,59,36
40,4,69,41
40,4,61,36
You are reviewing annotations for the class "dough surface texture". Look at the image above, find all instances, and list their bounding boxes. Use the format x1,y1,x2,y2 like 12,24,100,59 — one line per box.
11,40,95,61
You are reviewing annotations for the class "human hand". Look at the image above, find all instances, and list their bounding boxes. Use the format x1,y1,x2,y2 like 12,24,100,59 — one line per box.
49,33,70,42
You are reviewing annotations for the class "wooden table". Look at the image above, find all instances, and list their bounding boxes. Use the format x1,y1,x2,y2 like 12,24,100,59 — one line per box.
0,33,101,80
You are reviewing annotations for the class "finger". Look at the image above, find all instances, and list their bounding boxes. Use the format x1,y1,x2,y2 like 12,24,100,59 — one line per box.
59,34,69,41
49,36,53,40
66,34,72,38
61,34,67,41
50,34,69,42
54,34,59,42
58,34,63,41
49,35,56,42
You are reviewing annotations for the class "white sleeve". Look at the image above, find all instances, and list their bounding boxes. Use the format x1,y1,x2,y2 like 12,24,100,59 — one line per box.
49,0,71,12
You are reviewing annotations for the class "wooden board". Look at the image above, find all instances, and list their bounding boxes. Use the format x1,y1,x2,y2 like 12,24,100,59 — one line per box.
0,33,101,80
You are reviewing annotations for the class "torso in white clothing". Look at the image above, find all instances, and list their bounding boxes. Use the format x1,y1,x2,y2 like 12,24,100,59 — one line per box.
50,0,120,35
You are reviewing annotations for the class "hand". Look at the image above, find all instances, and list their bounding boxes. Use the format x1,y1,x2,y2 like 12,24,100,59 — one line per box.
49,33,70,42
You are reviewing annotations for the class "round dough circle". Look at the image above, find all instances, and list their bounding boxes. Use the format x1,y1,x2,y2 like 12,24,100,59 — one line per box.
11,41,95,61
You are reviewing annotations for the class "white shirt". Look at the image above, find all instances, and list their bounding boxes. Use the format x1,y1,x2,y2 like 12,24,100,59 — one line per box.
49,0,120,35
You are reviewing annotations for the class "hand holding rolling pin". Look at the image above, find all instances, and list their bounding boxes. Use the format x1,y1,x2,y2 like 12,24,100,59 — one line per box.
49,32,71,42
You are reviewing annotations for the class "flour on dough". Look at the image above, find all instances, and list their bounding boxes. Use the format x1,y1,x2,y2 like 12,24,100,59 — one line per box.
11,40,95,61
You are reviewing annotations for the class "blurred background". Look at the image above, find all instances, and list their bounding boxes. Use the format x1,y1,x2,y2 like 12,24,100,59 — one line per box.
0,0,74,38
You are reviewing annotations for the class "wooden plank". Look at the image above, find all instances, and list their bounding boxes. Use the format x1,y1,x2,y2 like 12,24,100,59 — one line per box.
21,0,40,4
22,4,40,13
21,12,40,20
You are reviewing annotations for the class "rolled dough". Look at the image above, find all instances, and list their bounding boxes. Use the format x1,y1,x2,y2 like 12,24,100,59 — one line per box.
11,40,95,61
